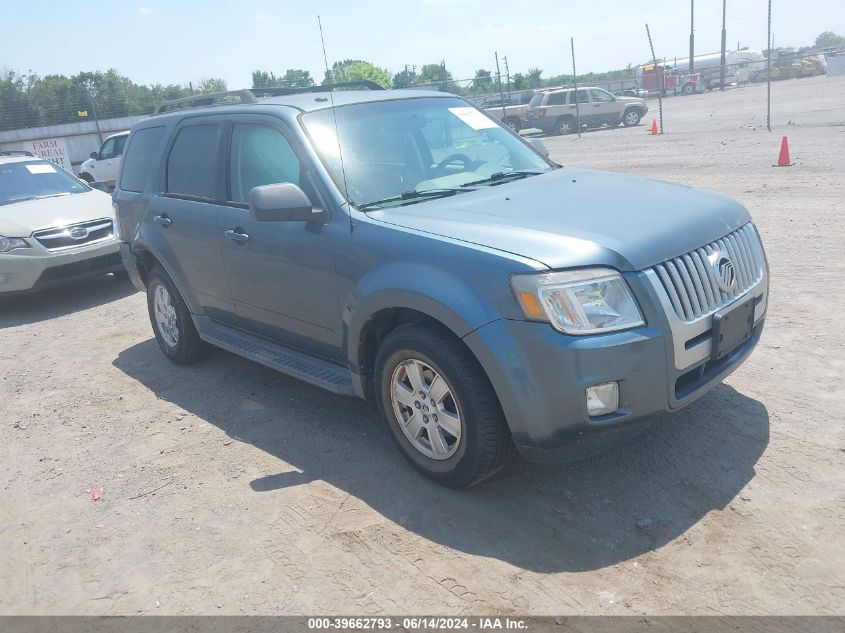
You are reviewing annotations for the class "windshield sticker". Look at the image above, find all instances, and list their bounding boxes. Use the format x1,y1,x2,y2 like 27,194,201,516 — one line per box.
26,163,57,174
448,107,497,130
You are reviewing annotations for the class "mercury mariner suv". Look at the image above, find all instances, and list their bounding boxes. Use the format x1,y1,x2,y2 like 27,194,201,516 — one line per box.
0,153,122,294
116,85,768,487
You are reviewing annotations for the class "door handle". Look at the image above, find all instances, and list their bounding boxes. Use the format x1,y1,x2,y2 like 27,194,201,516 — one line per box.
224,229,250,243
153,214,172,227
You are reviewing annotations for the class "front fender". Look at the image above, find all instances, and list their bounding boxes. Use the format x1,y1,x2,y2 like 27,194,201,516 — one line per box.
345,261,510,371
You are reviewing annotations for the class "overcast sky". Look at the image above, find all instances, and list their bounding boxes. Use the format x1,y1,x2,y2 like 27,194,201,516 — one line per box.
3,0,841,87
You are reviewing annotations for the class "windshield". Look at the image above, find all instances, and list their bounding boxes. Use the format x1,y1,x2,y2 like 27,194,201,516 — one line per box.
301,97,554,208
0,160,90,206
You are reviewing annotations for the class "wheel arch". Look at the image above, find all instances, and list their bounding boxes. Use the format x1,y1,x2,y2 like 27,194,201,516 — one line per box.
346,263,509,382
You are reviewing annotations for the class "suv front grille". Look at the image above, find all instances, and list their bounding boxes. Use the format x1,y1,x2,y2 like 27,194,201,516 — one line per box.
650,223,765,322
33,218,114,252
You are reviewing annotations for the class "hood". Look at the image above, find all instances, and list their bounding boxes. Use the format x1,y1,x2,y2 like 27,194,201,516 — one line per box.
366,168,750,271
617,96,646,106
0,189,114,237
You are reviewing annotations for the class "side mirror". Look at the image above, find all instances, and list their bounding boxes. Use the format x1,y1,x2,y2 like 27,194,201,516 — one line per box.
90,151,99,160
249,183,323,223
528,137,549,157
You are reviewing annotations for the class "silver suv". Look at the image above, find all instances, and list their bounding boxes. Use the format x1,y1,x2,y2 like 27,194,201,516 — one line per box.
526,87,648,135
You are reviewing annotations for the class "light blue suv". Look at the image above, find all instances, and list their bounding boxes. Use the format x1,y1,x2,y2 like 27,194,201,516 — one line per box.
116,84,768,487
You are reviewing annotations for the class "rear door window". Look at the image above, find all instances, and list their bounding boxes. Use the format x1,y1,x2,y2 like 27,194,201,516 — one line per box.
547,92,568,105
575,89,590,104
120,127,166,193
165,124,220,200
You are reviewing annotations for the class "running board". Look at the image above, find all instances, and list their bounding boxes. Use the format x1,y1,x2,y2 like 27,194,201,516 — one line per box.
195,318,355,396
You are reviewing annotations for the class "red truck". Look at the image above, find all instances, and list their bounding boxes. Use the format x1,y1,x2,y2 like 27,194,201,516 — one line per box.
639,64,701,96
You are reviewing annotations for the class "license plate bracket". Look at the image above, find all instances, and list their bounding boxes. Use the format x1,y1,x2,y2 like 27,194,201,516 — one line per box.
712,296,756,361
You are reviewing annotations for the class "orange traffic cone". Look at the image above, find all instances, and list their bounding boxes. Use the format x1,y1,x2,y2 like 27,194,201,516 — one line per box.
773,136,794,167
650,119,658,135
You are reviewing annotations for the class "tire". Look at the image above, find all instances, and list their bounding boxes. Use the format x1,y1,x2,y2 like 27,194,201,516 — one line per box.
682,83,695,96
79,173,94,183
146,266,208,365
504,118,521,133
554,116,576,135
374,322,513,488
622,109,642,127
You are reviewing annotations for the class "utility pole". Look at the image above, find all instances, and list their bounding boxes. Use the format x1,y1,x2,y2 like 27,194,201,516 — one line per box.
646,24,664,135
689,0,695,71
719,0,727,90
494,51,506,121
766,0,772,131
503,55,511,92
571,38,581,138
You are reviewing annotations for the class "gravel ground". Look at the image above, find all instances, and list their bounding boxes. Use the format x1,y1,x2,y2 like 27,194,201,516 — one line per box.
1,75,843,616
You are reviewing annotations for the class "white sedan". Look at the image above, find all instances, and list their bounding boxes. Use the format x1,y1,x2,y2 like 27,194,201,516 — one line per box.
0,153,123,294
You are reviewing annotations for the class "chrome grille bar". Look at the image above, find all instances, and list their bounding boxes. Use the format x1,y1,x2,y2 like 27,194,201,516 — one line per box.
650,223,765,323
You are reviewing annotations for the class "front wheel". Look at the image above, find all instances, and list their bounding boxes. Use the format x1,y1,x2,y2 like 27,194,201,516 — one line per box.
622,109,642,127
146,266,208,364
375,323,512,488
682,83,695,95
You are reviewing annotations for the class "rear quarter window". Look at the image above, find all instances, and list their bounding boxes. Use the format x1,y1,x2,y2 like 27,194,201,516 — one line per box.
120,127,166,193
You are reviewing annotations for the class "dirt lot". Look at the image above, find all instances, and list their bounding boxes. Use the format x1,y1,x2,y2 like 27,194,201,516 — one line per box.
1,76,843,616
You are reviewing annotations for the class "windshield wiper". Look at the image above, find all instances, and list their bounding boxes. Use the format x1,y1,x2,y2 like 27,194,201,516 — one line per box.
460,170,544,188
6,192,72,203
357,188,473,210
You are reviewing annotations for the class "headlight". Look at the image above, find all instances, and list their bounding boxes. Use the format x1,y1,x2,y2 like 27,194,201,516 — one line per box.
0,236,28,253
511,268,644,335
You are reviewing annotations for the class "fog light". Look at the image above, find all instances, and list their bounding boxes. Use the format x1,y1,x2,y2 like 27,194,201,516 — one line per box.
586,382,619,417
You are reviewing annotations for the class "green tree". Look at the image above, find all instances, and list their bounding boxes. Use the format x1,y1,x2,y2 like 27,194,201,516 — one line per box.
194,77,227,93
526,67,543,88
471,69,493,93
815,31,845,48
511,73,527,90
282,69,313,87
392,67,417,88
252,70,278,88
252,69,313,89
324,60,391,88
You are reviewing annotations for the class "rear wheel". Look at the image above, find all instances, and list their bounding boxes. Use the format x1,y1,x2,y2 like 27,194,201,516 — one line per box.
682,82,695,95
146,266,208,364
375,323,512,488
554,116,576,135
79,173,94,183
504,117,521,133
622,109,642,127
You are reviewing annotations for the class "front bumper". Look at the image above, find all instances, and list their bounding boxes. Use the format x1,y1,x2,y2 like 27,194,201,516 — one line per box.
0,239,122,294
463,271,766,462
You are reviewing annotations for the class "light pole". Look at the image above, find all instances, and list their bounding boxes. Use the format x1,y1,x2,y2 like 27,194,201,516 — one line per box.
689,0,695,71
720,0,727,90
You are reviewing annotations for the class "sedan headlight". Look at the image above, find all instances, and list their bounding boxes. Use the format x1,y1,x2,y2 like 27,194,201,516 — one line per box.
511,268,644,335
0,236,28,253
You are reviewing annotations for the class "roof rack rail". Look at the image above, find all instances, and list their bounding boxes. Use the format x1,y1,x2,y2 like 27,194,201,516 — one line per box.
153,81,385,115
248,80,386,98
154,89,258,115
0,150,35,157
